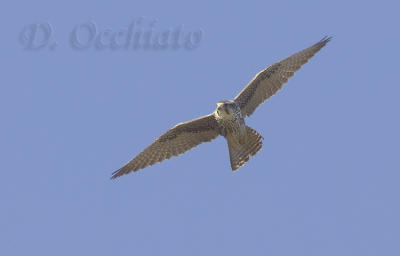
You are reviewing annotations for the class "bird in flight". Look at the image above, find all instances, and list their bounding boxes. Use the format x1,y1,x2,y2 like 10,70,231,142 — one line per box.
112,36,331,179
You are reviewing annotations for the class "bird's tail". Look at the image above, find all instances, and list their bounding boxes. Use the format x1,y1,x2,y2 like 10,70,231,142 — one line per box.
227,126,263,171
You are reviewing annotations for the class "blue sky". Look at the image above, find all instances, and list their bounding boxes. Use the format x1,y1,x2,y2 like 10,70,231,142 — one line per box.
1,0,399,255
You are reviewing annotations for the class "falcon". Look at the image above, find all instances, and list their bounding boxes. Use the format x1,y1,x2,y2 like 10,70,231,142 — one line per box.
112,36,331,179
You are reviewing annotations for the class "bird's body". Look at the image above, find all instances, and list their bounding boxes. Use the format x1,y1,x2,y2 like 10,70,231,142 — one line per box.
111,37,331,179
215,100,246,142
214,100,262,170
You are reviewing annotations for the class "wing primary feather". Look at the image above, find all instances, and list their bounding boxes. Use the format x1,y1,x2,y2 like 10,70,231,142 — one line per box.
111,114,219,179
234,36,331,117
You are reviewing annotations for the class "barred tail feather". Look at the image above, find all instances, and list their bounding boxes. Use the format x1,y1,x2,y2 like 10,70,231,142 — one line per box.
227,126,263,171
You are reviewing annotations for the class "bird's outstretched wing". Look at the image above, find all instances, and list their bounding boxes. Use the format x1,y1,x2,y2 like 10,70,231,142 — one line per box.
234,36,331,117
111,114,219,178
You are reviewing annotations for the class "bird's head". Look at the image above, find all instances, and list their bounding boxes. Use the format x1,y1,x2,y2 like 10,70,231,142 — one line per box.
216,100,237,116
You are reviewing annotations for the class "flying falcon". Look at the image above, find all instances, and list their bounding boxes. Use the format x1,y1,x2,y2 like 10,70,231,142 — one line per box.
112,36,331,179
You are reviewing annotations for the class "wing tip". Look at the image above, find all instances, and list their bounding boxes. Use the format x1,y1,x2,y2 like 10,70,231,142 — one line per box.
319,35,332,45
111,165,132,179
110,167,123,179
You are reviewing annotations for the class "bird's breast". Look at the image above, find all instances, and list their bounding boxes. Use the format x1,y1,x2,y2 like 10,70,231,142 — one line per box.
215,111,246,140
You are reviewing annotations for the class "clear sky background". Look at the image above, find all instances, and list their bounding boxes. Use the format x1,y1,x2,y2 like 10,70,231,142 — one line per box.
1,0,399,255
